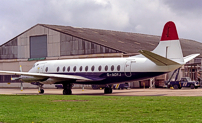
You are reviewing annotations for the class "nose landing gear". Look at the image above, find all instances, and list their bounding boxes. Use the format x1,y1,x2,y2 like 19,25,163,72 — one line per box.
38,84,44,94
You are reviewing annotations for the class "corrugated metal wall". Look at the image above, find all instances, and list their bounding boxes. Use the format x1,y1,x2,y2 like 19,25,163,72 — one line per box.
0,38,18,59
47,29,60,57
60,33,119,56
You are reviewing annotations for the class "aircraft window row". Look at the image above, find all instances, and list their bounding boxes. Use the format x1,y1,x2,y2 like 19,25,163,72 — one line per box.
52,65,121,72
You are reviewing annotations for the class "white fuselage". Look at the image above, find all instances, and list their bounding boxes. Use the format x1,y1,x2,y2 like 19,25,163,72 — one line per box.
24,56,181,84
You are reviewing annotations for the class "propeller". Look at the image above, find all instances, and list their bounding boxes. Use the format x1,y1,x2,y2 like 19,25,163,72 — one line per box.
10,65,23,91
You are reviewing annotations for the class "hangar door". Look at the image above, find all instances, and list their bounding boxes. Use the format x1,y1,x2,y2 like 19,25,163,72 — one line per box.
30,35,47,58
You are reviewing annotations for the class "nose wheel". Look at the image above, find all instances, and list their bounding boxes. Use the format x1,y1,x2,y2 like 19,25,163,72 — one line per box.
39,89,44,94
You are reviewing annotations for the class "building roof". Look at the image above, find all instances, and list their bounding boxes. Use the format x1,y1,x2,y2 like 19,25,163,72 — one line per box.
39,24,202,57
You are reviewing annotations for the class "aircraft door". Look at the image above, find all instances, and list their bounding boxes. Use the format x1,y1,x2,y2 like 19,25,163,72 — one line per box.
124,60,132,77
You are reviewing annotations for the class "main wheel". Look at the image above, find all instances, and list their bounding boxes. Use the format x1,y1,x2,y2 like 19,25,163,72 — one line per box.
104,88,109,94
39,89,44,94
63,89,72,95
104,88,112,94
109,88,112,93
173,85,179,89
190,84,195,89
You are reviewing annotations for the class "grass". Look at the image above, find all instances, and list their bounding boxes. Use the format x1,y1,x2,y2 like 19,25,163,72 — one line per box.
0,95,202,123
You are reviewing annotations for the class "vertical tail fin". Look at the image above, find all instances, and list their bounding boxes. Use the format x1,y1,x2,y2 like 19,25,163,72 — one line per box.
152,21,184,63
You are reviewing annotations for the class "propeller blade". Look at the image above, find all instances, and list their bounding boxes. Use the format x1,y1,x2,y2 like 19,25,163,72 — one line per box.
20,65,22,72
20,65,23,91
21,81,23,91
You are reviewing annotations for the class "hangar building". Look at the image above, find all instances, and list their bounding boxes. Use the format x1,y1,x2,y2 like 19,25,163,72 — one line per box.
0,24,202,88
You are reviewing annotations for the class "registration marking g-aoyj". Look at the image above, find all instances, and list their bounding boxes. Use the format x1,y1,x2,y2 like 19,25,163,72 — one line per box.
107,73,122,77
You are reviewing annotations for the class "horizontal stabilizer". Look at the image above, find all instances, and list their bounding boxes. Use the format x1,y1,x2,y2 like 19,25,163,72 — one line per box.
183,54,200,63
139,50,180,66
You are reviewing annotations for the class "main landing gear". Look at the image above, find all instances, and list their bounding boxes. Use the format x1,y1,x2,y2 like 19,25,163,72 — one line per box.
104,85,113,94
63,83,73,95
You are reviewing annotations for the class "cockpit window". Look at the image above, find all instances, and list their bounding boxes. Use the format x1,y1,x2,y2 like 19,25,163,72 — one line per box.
33,65,35,68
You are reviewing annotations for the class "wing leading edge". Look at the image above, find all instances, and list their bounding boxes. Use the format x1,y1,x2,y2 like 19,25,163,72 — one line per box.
0,71,91,81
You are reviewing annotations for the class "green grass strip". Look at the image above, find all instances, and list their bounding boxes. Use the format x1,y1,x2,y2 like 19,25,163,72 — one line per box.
0,95,202,123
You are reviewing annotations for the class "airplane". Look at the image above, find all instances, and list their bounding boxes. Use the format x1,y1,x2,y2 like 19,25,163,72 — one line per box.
0,21,199,95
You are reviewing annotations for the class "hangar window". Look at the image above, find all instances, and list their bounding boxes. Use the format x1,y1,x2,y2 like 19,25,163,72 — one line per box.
73,66,76,72
67,66,70,72
91,66,95,72
63,66,66,72
98,66,102,71
105,65,108,71
111,65,114,71
117,65,120,71
57,67,60,72
80,66,82,71
85,66,88,72
45,67,48,72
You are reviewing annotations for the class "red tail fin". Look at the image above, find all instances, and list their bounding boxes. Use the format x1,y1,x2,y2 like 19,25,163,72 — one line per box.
161,21,179,41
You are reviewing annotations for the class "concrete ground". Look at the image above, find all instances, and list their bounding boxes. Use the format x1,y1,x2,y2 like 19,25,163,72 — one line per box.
0,88,202,96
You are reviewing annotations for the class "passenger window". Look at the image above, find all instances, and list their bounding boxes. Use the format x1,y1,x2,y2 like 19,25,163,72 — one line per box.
67,66,70,72
80,66,82,71
45,67,48,72
111,65,114,71
73,66,76,72
117,65,120,71
105,65,108,71
57,67,60,72
91,66,95,71
85,66,88,72
63,66,66,72
98,66,102,71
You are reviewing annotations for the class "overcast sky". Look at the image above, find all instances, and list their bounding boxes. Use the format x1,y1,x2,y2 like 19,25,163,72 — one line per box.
0,0,202,45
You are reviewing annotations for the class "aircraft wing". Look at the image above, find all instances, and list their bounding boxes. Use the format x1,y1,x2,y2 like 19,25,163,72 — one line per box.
139,50,180,66
0,71,91,80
